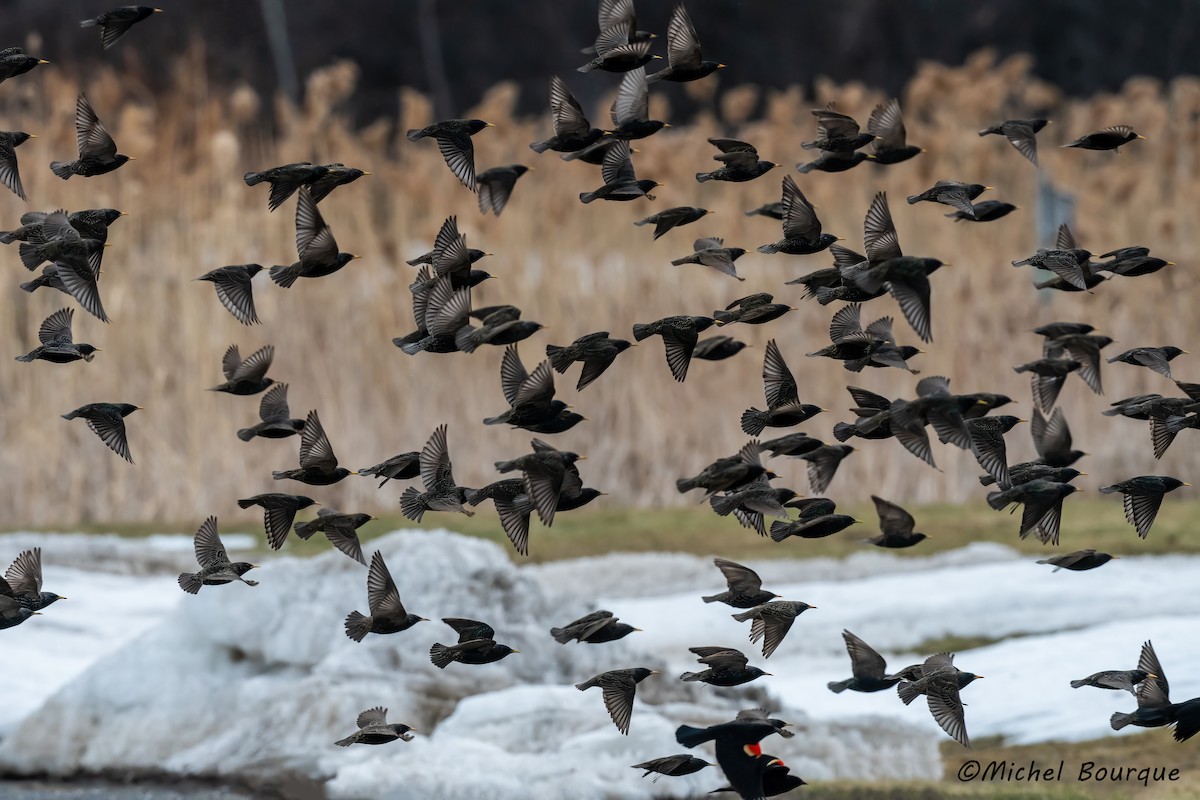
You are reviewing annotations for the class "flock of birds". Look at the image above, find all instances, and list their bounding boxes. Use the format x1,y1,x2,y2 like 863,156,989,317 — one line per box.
0,3,1196,798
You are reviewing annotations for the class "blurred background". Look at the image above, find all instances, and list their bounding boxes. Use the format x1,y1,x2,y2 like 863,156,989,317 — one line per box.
0,0,1197,525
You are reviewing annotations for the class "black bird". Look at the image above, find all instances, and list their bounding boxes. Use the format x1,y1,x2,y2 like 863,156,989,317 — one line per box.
272,409,352,485
560,136,625,164
344,551,428,642
294,509,372,565
671,237,746,280
50,94,132,179
583,0,655,56
1038,549,1116,573
978,118,1050,166
678,441,772,497
864,495,929,548
530,76,605,154
177,517,258,594
1100,476,1188,538
578,18,657,73
1013,358,1082,412
16,211,103,274
635,206,709,240
897,653,981,748
703,558,779,608
476,165,530,216
868,98,922,164
631,754,712,781
243,163,329,212
307,163,370,204
803,104,874,152
648,3,724,82
16,308,98,364
575,667,658,734
711,754,805,798
209,344,274,395
732,600,816,658
741,340,822,436
696,138,777,183
430,618,519,669
482,347,577,434
1107,346,1187,379
681,646,770,686
579,140,659,203
945,200,1017,222
0,47,48,85
357,451,420,487
1110,641,1175,731
494,439,585,527
805,303,920,373
269,189,360,287
710,477,792,534
236,383,304,442
797,444,854,494
197,264,263,326
0,595,36,629
796,149,871,173
744,201,785,220
691,335,747,361
400,425,475,522
1073,649,1155,695
1063,125,1144,150
456,305,543,354
986,479,1079,545
676,712,793,778
828,630,908,693
468,479,602,556
769,512,857,542
546,331,633,391
1031,407,1085,467
407,216,491,290
981,463,1083,489
609,67,667,140
81,6,163,49
714,293,792,326
633,314,715,382
44,258,108,323
62,402,139,462
550,610,639,644
406,119,493,190
334,707,415,746
906,181,989,218
967,415,1024,489
2,548,65,611
236,493,317,550
757,176,837,255
0,131,33,201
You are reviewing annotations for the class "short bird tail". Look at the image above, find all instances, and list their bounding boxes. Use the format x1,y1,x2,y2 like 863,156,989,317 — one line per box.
832,422,858,442
1110,712,1133,731
18,243,43,270
236,498,256,509
740,408,770,437
631,323,655,342
399,487,427,522
730,608,757,623
675,724,715,748
695,172,713,183
897,681,921,705
333,734,356,747
268,265,299,288
827,678,853,694
550,626,574,644
293,520,318,540
529,140,551,154
429,642,455,669
676,477,697,493
768,521,794,543
177,572,202,595
242,171,265,186
14,352,35,362
905,195,921,205
405,129,427,142
986,490,1011,511
344,610,372,643
454,325,479,354
49,161,75,180
578,191,597,204
80,17,100,27
545,345,572,373
700,593,721,604
709,493,740,517
680,671,704,682
237,428,256,442
713,310,736,323
1069,679,1088,689
756,243,782,254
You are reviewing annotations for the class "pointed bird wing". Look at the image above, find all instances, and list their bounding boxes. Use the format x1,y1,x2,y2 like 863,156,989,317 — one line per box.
864,192,902,263
1137,641,1170,705
75,93,117,161
780,176,821,241
665,3,702,69
298,410,338,471
85,409,132,462
419,424,455,491
871,495,915,536
259,383,291,422
231,344,274,383
194,516,230,568
1123,492,1164,539
602,680,638,735
0,138,27,201
549,76,592,138
611,67,649,126
38,307,74,345
4,547,42,597
499,345,529,407
761,339,798,407
868,98,907,150
601,140,636,186
714,557,764,594
436,131,477,190
1005,122,1040,166
295,188,339,263
356,706,388,729
209,268,259,325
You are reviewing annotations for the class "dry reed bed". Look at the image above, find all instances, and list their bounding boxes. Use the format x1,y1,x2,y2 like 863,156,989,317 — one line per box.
0,47,1197,526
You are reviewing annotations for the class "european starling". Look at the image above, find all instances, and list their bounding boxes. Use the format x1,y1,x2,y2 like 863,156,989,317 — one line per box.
828,630,909,694
981,463,1083,488
546,331,634,391
714,293,792,326
406,119,493,190
1062,125,1144,150
469,479,601,556
0,47,48,85
986,479,1079,545
710,477,791,533
334,707,415,746
236,383,304,442
494,439,585,526
1110,641,1175,731
1031,407,1085,467
243,163,329,212
0,594,36,629
197,264,263,325
294,508,372,565
272,409,352,485
19,264,70,296
795,149,870,173
633,314,715,381
430,618,519,668
2,548,65,611
550,609,639,644
802,104,874,152
967,415,1024,489
1033,321,1094,340
1107,346,1187,379
1072,665,1150,694
578,18,658,73
648,3,723,82
177,517,258,594
583,0,655,56
868,98,922,164
691,335,747,361
635,206,709,240
978,118,1050,166
769,513,857,542
482,345,567,431
1013,247,1096,291
408,216,489,289
906,181,989,218
1042,328,1114,395
797,444,854,494
740,339,822,435
732,601,816,658
476,165,530,216
681,646,770,686
308,163,370,204
945,200,1017,222
395,274,466,355
560,136,625,164
1038,549,1116,573
579,140,659,203
702,557,779,608
671,236,746,280
456,305,543,354
678,440,772,496
16,307,98,364
1100,476,1188,538
757,176,837,255
400,424,475,521
80,6,163,49
575,667,658,734
269,189,360,287
62,402,138,462
50,94,132,179
530,76,605,154
897,653,981,748
631,754,712,782
806,303,920,373
0,131,33,201
1013,358,1081,412
209,344,274,395
609,67,667,140
357,451,420,487
15,209,114,271
864,495,929,548
744,201,785,220
344,551,427,642
236,492,318,550
1097,255,1174,277
696,138,777,183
